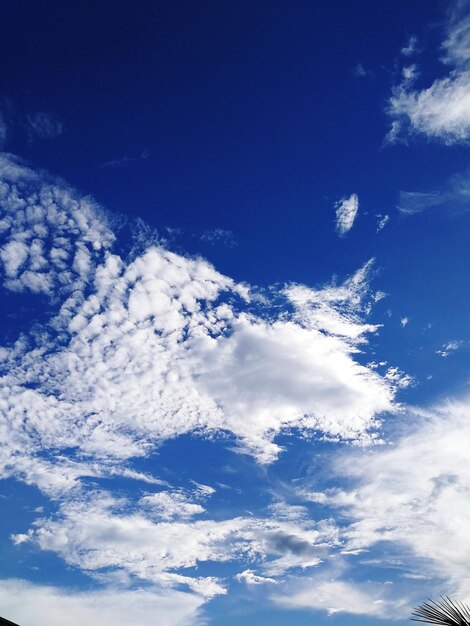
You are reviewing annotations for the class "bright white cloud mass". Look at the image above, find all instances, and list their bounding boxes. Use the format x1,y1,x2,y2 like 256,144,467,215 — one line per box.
387,2,470,143
0,154,409,621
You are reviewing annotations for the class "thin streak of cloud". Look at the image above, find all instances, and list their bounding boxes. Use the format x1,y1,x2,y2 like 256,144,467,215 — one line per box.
100,150,150,168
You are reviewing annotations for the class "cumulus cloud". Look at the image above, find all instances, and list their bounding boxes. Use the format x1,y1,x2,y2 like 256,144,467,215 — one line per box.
335,193,359,236
387,2,470,143
0,154,114,296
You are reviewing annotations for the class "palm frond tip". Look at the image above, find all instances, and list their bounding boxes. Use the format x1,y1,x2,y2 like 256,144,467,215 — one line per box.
411,597,470,626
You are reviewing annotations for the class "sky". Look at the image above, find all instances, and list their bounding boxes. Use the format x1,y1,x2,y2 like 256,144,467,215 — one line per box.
1,1,470,625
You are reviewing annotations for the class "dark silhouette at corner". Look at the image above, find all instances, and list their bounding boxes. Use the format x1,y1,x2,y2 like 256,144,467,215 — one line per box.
412,597,470,626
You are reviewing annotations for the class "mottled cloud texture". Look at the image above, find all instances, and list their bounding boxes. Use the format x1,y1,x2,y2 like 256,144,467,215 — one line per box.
0,155,407,622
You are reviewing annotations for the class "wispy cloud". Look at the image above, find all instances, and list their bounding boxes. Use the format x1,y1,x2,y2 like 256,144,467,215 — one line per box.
376,214,390,232
273,576,406,618
26,112,63,140
100,150,150,168
317,397,470,599
200,228,237,247
335,193,359,236
0,579,206,626
401,35,419,57
387,2,470,143
352,64,369,78
397,168,470,214
436,340,462,357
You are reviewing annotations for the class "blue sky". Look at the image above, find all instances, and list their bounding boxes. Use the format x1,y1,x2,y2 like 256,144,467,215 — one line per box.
1,1,470,624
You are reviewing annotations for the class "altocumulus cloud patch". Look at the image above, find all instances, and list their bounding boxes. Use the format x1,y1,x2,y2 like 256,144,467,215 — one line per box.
0,155,405,608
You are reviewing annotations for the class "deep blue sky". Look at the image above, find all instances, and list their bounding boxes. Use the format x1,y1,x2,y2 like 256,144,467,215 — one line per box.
1,2,470,625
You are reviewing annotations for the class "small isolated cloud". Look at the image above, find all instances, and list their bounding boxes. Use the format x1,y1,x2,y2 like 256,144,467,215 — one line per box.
387,5,470,143
401,35,419,57
200,228,237,247
335,193,359,236
400,316,409,327
376,214,390,232
436,340,462,357
352,64,368,78
100,150,150,168
26,112,64,140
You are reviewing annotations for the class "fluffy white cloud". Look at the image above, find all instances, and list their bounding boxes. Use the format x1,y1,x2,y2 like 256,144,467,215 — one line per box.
0,154,113,296
387,3,470,143
335,193,359,236
0,250,396,475
0,579,205,626
235,569,277,585
140,489,206,520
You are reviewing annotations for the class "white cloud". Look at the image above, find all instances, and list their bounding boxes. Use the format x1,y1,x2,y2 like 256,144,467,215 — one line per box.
0,186,397,479
0,579,205,626
16,491,339,597
335,193,359,236
401,35,419,57
235,569,277,585
376,214,389,232
140,490,206,521
100,150,150,168
323,398,470,599
436,340,462,357
0,156,402,604
387,4,470,143
273,577,405,618
397,168,470,214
